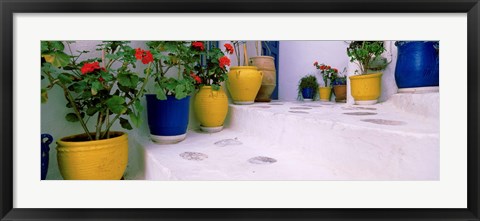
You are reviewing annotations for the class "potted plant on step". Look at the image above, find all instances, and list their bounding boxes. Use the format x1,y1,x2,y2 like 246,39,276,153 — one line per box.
41,41,152,180
347,41,387,105
297,75,319,101
192,42,233,133
314,62,338,102
227,41,263,104
145,41,197,144
332,74,347,102
249,41,276,102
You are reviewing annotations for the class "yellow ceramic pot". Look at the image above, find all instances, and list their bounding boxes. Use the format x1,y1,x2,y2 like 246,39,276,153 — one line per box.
56,131,128,180
227,66,263,105
318,87,332,102
349,72,383,105
194,86,229,132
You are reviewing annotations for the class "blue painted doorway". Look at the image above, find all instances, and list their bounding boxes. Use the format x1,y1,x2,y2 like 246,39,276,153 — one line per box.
262,41,279,100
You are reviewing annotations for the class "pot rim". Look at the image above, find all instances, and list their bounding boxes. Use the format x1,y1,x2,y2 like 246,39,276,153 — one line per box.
230,66,259,70
250,56,275,60
57,131,127,148
349,72,382,80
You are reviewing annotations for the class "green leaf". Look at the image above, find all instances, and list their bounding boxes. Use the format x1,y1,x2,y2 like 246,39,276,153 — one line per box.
41,41,49,54
106,96,127,114
65,113,79,122
86,106,98,116
211,84,220,91
134,100,144,112
41,89,48,103
119,117,133,130
154,84,167,100
129,112,141,128
42,52,70,68
58,73,73,84
50,41,65,51
118,72,139,88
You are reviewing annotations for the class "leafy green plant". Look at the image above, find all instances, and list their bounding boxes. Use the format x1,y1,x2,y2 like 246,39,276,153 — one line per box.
190,42,233,91
146,41,198,100
346,41,386,74
297,75,319,100
313,62,339,87
41,41,152,140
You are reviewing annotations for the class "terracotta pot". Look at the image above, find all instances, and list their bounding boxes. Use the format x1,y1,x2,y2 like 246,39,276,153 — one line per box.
56,131,128,180
249,56,276,102
333,85,347,102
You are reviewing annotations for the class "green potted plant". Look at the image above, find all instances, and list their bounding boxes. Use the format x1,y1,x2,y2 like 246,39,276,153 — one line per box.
227,41,263,104
347,41,387,105
41,41,152,180
297,75,319,101
314,62,338,102
192,42,233,133
144,41,197,144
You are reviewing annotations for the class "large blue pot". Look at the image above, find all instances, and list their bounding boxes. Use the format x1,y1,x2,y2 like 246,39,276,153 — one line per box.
41,134,53,180
146,94,190,144
302,88,314,100
395,41,439,89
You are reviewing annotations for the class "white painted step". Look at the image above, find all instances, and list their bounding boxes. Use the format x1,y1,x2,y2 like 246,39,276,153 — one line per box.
135,100,439,181
388,92,439,118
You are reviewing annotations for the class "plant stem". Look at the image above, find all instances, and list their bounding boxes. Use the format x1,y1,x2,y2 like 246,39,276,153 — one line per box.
101,64,152,138
44,71,92,140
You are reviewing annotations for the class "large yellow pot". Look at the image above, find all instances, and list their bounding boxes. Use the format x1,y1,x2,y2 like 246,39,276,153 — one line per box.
349,72,383,105
227,66,263,105
56,131,128,180
318,87,332,102
194,86,229,133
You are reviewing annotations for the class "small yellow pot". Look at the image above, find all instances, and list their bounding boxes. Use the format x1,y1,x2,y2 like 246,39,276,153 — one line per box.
194,86,229,132
318,87,332,102
227,66,263,105
56,131,128,180
349,72,383,105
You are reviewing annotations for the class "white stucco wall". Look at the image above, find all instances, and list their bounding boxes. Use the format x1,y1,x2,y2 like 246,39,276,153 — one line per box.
278,41,398,104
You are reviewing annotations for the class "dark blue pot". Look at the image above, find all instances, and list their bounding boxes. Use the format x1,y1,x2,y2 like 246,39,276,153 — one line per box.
41,134,53,180
302,88,314,99
146,94,190,136
395,41,439,89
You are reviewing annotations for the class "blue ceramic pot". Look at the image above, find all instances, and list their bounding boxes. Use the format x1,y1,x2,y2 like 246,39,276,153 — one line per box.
302,88,314,100
41,134,53,180
146,94,190,144
395,41,439,89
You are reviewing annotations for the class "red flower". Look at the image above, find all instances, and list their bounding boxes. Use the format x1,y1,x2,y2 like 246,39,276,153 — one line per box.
319,65,326,70
224,43,234,54
194,76,201,84
218,56,231,69
141,50,154,64
190,72,202,84
192,41,205,51
333,68,338,73
327,66,331,69
98,77,105,82
80,62,101,75
135,48,154,64
135,48,143,60
313,61,318,66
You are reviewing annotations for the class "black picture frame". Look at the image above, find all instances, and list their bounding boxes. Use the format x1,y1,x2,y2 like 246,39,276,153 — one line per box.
1,0,479,220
